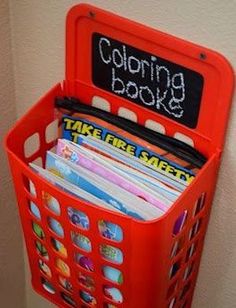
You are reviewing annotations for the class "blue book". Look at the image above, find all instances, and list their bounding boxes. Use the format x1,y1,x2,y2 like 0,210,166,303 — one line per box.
29,163,122,214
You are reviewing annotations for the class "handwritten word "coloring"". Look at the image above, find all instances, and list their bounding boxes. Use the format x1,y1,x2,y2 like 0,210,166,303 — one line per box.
98,37,186,118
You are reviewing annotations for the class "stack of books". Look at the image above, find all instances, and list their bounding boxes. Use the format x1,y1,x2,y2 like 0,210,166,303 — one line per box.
30,99,205,228
31,135,190,224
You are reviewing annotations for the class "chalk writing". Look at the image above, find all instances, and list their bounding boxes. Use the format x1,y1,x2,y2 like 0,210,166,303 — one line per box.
93,33,203,128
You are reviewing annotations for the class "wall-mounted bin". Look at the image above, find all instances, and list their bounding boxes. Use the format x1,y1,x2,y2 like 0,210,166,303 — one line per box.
4,4,234,308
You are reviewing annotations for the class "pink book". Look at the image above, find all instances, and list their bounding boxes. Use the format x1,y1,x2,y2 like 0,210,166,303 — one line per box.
56,139,171,211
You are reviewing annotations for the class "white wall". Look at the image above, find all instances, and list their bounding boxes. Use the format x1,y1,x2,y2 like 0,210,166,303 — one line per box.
8,1,236,307
0,1,26,307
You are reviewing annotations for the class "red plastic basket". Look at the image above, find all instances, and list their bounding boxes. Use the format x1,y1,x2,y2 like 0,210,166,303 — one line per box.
4,4,234,308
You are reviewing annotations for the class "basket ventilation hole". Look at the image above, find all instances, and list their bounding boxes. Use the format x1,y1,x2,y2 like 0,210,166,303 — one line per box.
186,242,197,262
189,219,202,240
35,240,49,260
173,211,188,236
80,290,97,305
48,217,64,237
68,207,89,230
183,262,194,281
171,237,184,258
56,258,70,277
71,231,92,252
29,202,41,220
173,133,194,147
58,275,73,292
98,220,123,242
75,253,94,272
78,272,95,291
118,107,137,122
45,119,59,144
32,221,45,239
102,266,123,285
103,286,123,303
92,96,111,112
169,259,181,279
100,244,123,264
193,193,206,216
39,259,52,278
51,237,68,258
168,297,176,308
43,192,61,215
179,281,192,300
61,292,76,307
104,304,118,308
145,119,166,134
29,180,37,197
41,277,55,294
24,132,40,158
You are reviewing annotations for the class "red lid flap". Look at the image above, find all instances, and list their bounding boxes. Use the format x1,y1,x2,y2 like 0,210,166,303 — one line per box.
66,4,234,153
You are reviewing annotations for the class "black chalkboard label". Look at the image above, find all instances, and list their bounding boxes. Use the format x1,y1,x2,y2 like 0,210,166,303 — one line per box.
92,33,204,128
